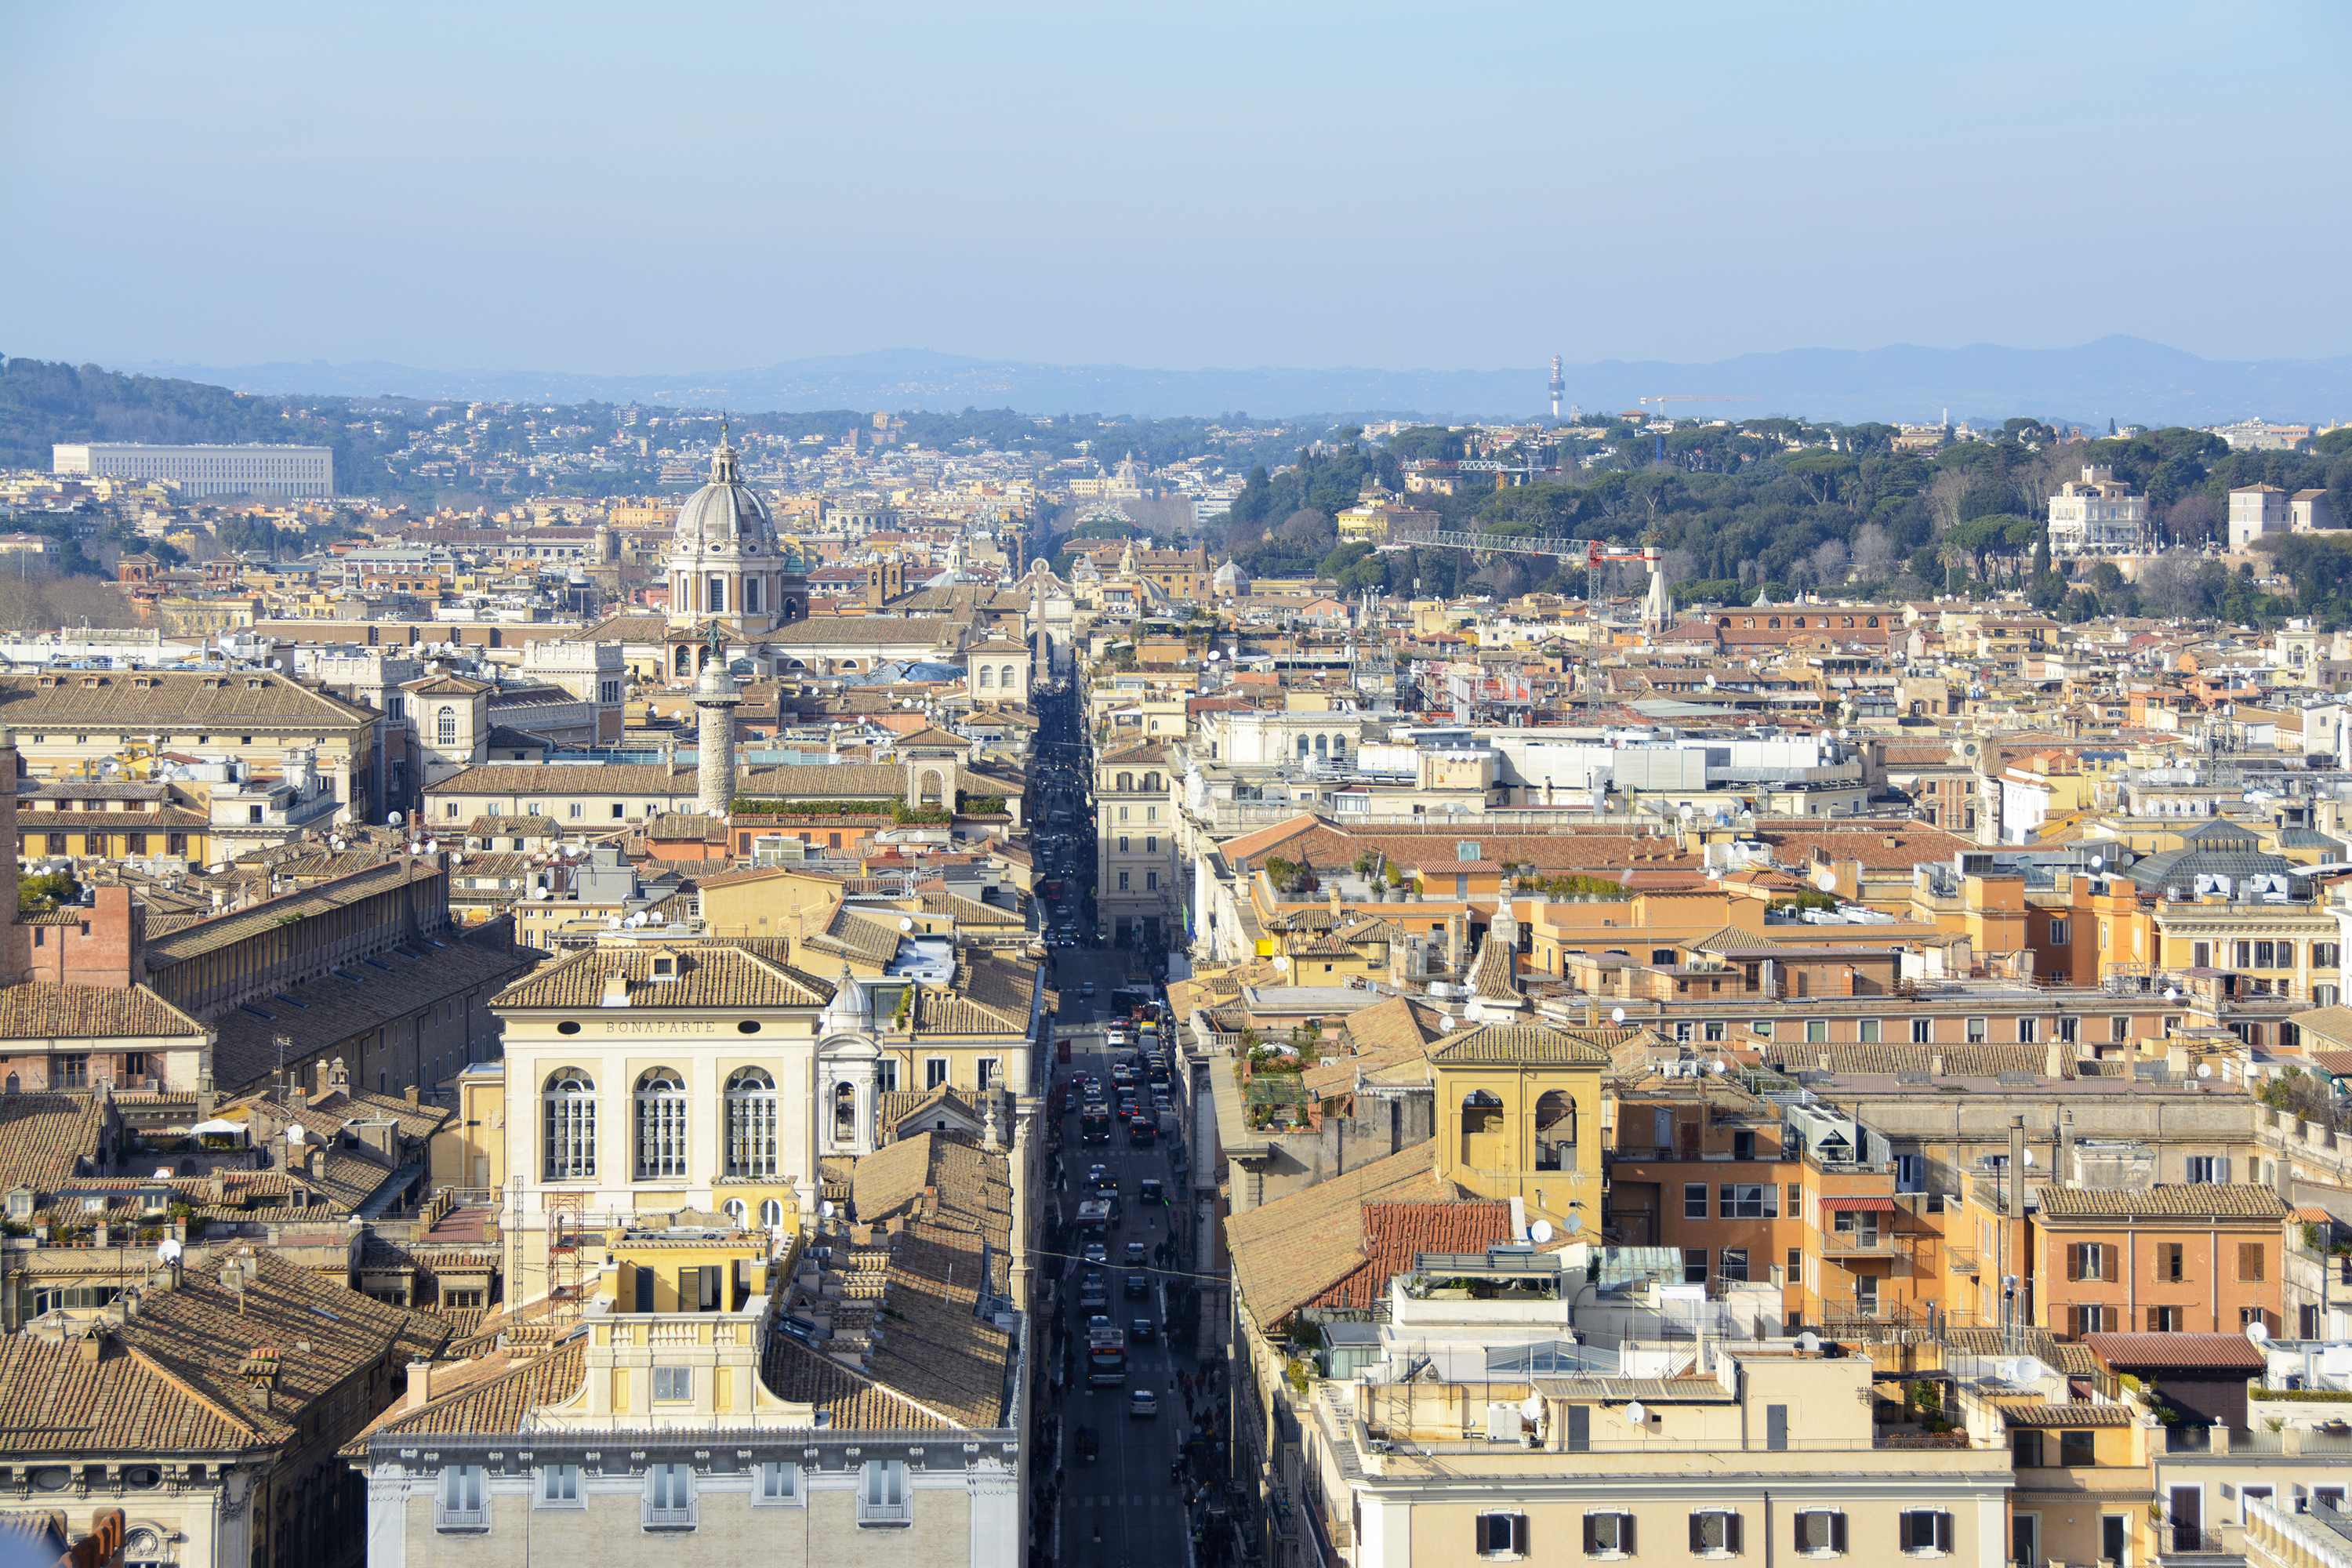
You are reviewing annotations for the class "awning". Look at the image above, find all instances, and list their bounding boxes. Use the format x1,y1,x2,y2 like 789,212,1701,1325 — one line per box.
190,1119,248,1137
1820,1196,1896,1212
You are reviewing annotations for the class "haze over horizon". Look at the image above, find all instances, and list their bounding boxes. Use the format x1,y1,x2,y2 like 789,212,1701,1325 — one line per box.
4,1,2347,382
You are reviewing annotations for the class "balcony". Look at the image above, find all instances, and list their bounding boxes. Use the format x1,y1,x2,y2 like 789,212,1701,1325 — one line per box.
1820,1229,1894,1257
1944,1246,1981,1274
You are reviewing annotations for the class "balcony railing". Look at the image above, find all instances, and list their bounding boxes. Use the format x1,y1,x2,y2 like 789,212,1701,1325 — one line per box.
1820,1229,1894,1256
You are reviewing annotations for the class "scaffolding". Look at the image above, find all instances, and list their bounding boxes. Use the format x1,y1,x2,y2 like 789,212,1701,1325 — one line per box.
546,1191,592,1318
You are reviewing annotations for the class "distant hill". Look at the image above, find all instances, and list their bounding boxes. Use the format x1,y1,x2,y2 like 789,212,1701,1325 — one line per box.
0,358,314,470
120,336,2352,425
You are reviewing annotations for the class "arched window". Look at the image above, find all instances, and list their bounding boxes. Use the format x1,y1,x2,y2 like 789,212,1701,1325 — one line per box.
1116,772,1133,792
1330,735,1347,758
726,1067,778,1177
635,1069,688,1178
832,1080,858,1142
1298,735,1312,759
760,1198,785,1229
436,706,456,747
1535,1090,1576,1171
674,644,692,677
978,666,995,688
1314,735,1329,757
1000,664,1017,688
723,1197,749,1225
543,1069,597,1180
1461,1088,1503,1136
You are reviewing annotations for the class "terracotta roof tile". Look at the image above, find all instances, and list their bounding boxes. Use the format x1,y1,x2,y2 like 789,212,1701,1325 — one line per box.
2040,1185,2288,1221
0,982,205,1041
496,945,828,1011
2083,1331,2267,1370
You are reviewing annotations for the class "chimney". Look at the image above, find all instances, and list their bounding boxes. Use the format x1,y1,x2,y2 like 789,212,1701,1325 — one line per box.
403,1084,419,1106
325,1057,350,1098
78,1327,104,1365
2058,1109,2075,1185
287,1085,308,1114
601,971,631,1008
2045,1038,2066,1079
405,1357,435,1411
1929,1052,1946,1077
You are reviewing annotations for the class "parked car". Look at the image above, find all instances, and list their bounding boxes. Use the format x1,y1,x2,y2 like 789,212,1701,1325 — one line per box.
1129,1318,1155,1345
1128,1388,1159,1418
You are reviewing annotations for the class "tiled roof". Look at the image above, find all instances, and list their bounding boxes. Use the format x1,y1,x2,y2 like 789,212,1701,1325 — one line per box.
803,901,903,966
2002,1403,2137,1427
1467,933,1517,1000
1425,1023,1613,1065
429,762,696,797
0,982,205,1040
209,931,532,1092
2039,1184,2288,1221
0,670,373,730
495,946,828,1011
0,1094,105,1190
1298,1200,1515,1313
355,1340,586,1446
13,808,209,832
759,1333,970,1431
1228,1146,1448,1327
0,1248,447,1457
1813,1042,2053,1079
146,861,449,967
2083,1331,2267,1370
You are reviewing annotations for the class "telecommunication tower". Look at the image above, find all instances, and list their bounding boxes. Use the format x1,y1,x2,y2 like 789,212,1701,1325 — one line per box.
1548,355,1565,420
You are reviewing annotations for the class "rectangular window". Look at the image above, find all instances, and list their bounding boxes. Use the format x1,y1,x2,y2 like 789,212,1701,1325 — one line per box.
1119,837,1130,853
2186,1155,2229,1183
1704,1020,1726,1042
539,1465,582,1506
2049,919,2071,946
2318,942,2342,969
437,1465,487,1530
1720,1185,1774,1218
644,1462,695,1528
2238,1243,2266,1283
2161,1242,2184,1282
1690,1512,1743,1555
1965,1016,1987,1043
926,1058,950,1090
1682,1247,1708,1285
653,1366,692,1401
1794,1510,1846,1552
1911,1018,1931,1044
2110,1014,2130,1044
2065,1243,2114,1283
2060,1429,2097,1468
1684,1183,1708,1219
858,1460,910,1526
570,803,583,818
1146,871,1158,891
1146,836,1157,854
1898,1509,1954,1553
753,1461,800,1505
2147,1305,2183,1331
1786,1247,1802,1286
2017,1016,2038,1044
2059,1015,2078,1044
1806,1019,1827,1044
1476,1514,1528,1558
2013,1428,2044,1467
1584,1512,1635,1554
1118,871,1130,890
1859,1018,1880,1044
1720,1247,1749,1283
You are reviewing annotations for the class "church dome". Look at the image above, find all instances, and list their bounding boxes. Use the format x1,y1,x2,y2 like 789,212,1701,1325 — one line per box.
673,434,776,553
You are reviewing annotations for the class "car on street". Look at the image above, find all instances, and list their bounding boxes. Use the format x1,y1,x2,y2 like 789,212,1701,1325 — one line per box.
1087,1163,1109,1185
1082,1242,1107,1264
1124,1241,1148,1266
1080,982,1096,997
1124,1272,1149,1298
1128,1388,1158,1418
1128,1318,1155,1344
1075,1425,1098,1462
1060,1085,1077,1112
1080,1274,1107,1308
1139,1178,1163,1206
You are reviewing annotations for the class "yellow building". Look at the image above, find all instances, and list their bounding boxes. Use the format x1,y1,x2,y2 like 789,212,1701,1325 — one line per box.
1427,1021,1606,1233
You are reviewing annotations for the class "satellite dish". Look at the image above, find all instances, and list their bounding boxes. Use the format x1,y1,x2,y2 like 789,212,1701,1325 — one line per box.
2021,1149,2035,1167
1815,869,1838,892
2014,1356,2048,1383
2198,1062,2213,1079
1273,956,1290,971
1709,1060,1728,1075
2164,987,2180,1002
1520,1393,1544,1421
1529,1219,1555,1243
899,916,915,931
1622,1402,1646,1426
156,1237,183,1265
285,1123,303,1143
1611,1007,1627,1025
388,811,403,825
818,1200,837,1220
423,840,437,854
1562,1212,1584,1235
2090,856,2105,871
2248,1320,2272,1345
1795,1331,1822,1354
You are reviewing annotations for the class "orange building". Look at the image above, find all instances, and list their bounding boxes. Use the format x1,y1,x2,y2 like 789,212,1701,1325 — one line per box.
2033,1185,2288,1340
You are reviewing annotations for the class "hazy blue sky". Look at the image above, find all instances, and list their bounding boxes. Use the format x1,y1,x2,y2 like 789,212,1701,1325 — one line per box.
4,0,2346,376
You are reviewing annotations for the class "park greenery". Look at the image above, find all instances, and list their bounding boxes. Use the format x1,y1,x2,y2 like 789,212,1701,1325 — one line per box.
1214,417,2352,628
